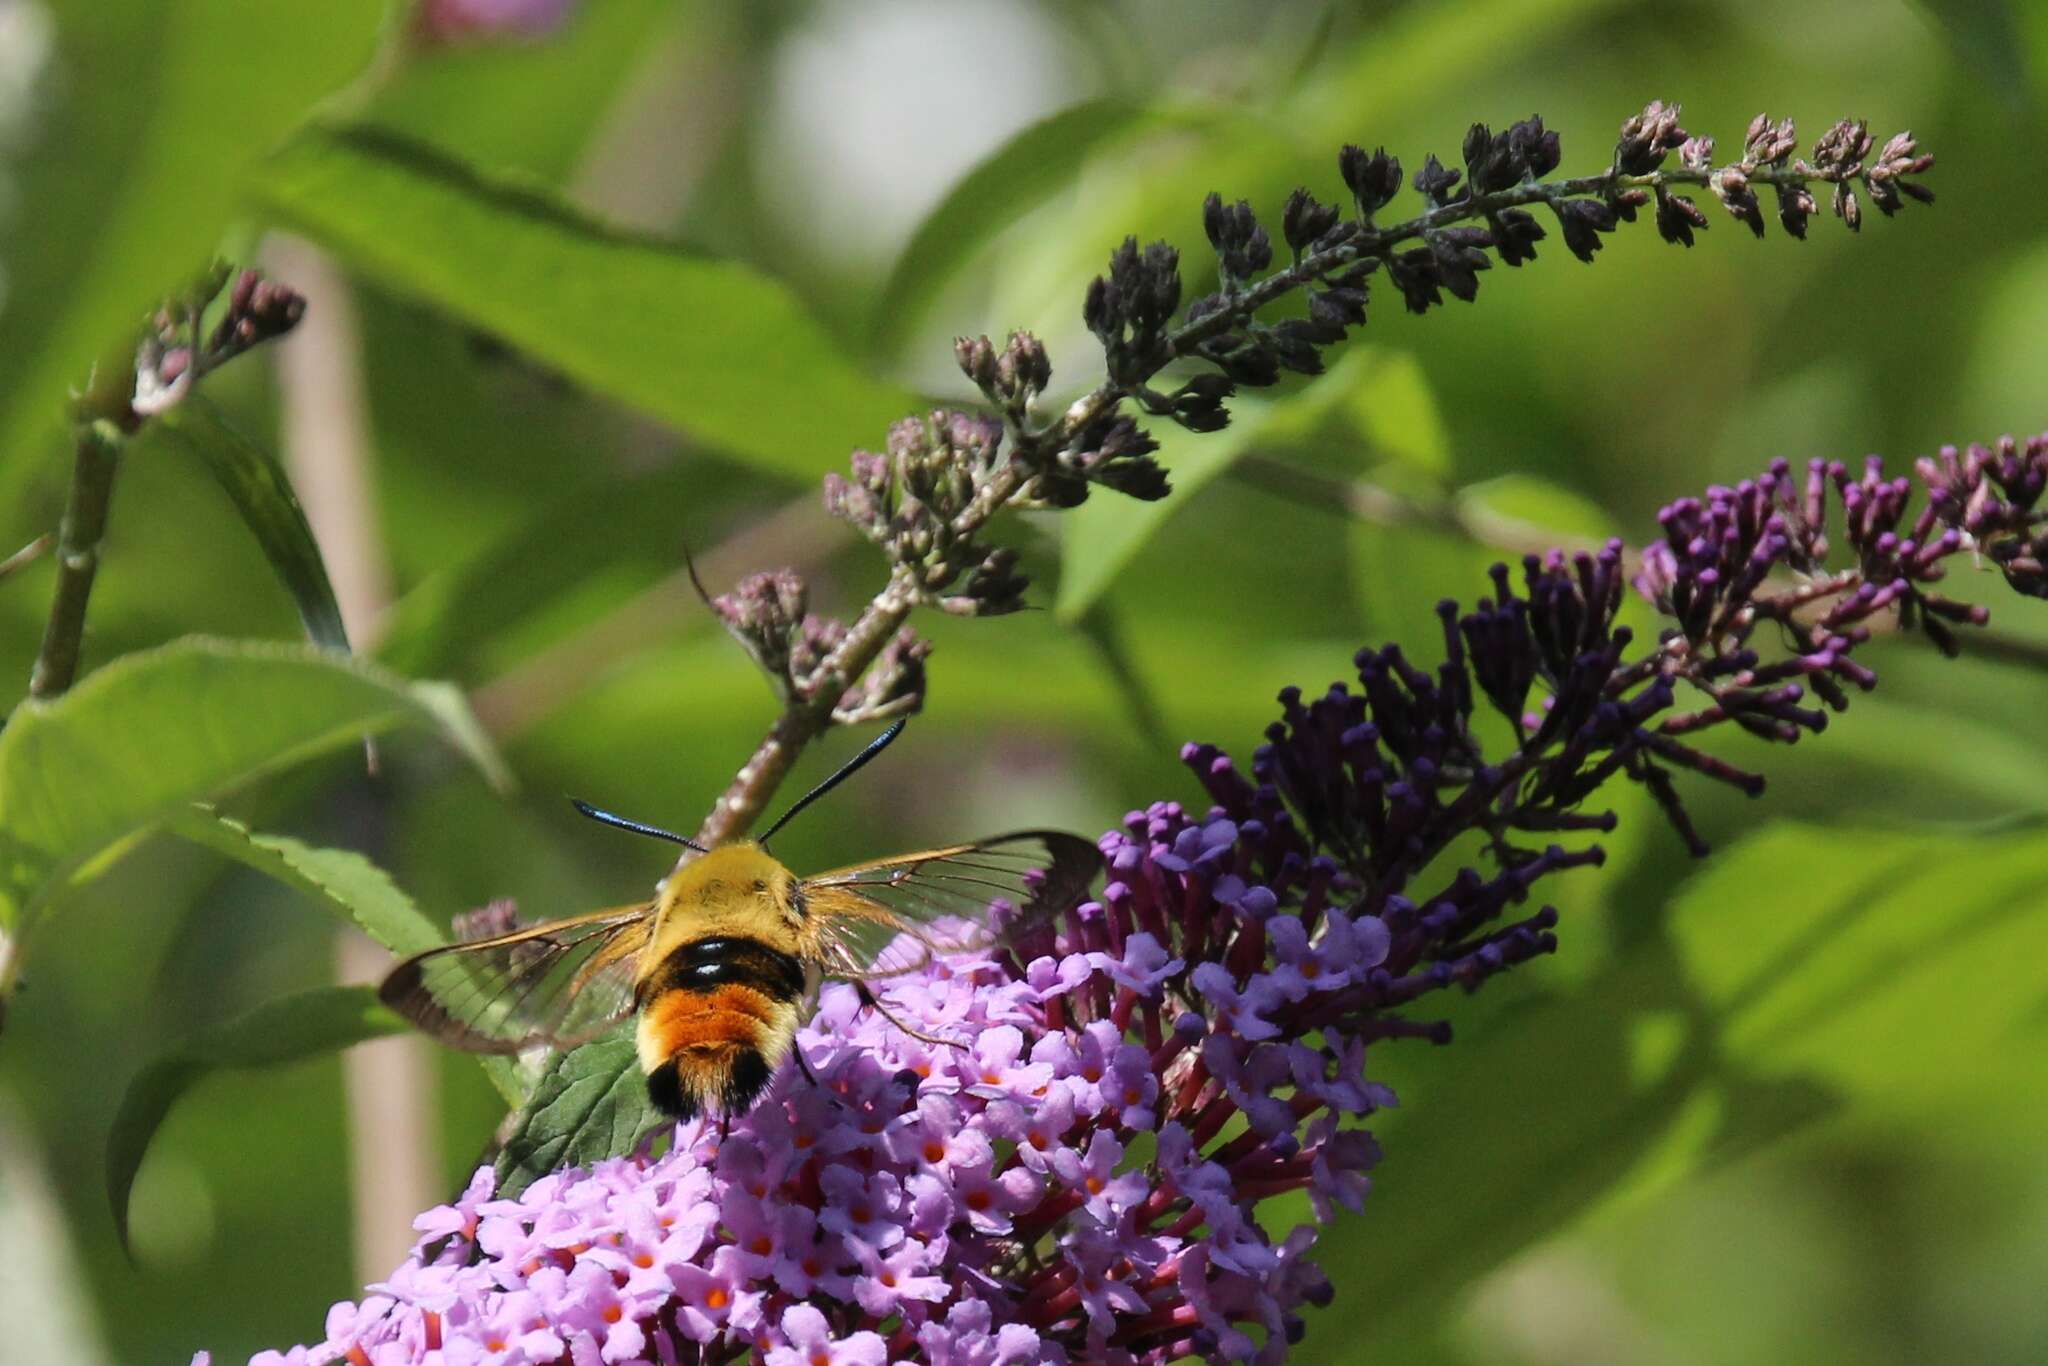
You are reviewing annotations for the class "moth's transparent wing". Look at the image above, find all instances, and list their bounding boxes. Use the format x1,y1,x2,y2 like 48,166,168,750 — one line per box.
802,831,1102,980
377,904,653,1054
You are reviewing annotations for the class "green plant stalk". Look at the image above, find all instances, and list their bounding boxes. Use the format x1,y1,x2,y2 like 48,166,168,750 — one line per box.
0,534,52,581
29,423,124,701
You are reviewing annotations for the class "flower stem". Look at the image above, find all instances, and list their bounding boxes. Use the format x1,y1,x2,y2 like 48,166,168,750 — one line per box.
0,534,51,582
28,423,123,701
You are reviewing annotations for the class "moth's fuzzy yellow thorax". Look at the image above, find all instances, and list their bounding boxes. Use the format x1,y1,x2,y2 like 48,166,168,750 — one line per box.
651,841,803,951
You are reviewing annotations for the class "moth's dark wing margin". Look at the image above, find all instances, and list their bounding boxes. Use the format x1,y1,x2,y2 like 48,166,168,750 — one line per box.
803,831,1102,980
377,905,653,1054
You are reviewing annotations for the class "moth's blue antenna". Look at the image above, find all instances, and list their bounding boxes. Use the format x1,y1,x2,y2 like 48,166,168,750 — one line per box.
758,719,907,847
570,799,709,854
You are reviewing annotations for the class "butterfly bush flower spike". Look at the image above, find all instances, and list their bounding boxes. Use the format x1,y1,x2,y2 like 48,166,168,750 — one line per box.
210,103,2025,1363
232,424,2048,1364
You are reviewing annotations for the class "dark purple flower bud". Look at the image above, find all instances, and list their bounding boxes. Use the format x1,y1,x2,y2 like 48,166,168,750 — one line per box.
1203,338,1281,389
1461,122,1501,190
955,333,997,390
993,330,1052,404
1810,117,1873,174
1337,143,1402,218
833,626,931,719
450,897,521,942
1610,186,1651,222
940,544,1029,616
1745,113,1798,166
1056,412,1172,503
1428,230,1492,301
1653,188,1709,247
1201,192,1273,281
1712,167,1765,237
1091,235,1181,349
1552,197,1617,263
1487,208,1544,267
1411,153,1463,207
1083,274,1116,340
1386,248,1445,314
1281,187,1340,254
708,568,810,689
1775,183,1816,239
1463,119,1550,194
1509,114,1561,177
1309,285,1368,328
1835,181,1862,231
1268,320,1332,375
1615,99,1687,174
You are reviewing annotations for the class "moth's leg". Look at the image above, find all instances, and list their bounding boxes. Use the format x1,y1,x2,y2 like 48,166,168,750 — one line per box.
791,1041,821,1087
856,981,968,1051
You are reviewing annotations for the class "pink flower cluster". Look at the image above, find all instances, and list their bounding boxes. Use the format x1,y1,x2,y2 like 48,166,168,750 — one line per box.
225,788,1432,1364
413,0,578,44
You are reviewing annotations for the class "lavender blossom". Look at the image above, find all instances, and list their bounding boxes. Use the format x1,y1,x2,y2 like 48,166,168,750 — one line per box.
223,427,2047,1365
414,0,578,44
228,787,1408,1366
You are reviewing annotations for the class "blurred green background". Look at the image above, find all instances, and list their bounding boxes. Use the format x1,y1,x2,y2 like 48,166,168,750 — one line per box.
1,1,2046,1362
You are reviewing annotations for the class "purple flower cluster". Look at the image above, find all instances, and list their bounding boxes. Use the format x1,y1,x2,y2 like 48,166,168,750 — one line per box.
217,784,1420,1364
224,431,2048,1365
1257,436,2048,866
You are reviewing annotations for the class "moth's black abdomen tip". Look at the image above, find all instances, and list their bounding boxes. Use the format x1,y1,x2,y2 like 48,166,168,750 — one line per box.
723,1048,772,1114
646,1058,693,1119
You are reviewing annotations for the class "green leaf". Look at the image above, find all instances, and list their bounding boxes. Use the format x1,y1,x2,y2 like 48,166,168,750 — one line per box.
162,808,440,956
1311,816,2048,1347
0,1,386,536
150,397,349,654
1911,0,2032,108
252,125,915,479
1454,471,1618,546
1666,818,2048,1093
867,98,1146,357
491,1030,660,1198
361,0,678,185
1073,602,1170,754
1054,412,1266,625
107,985,404,1254
0,637,508,955
1333,350,1451,481
1055,348,1429,624
375,459,784,681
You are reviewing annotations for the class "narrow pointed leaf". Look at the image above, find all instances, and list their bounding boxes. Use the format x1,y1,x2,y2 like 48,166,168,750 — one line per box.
163,809,440,956
153,397,350,653
253,125,914,478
